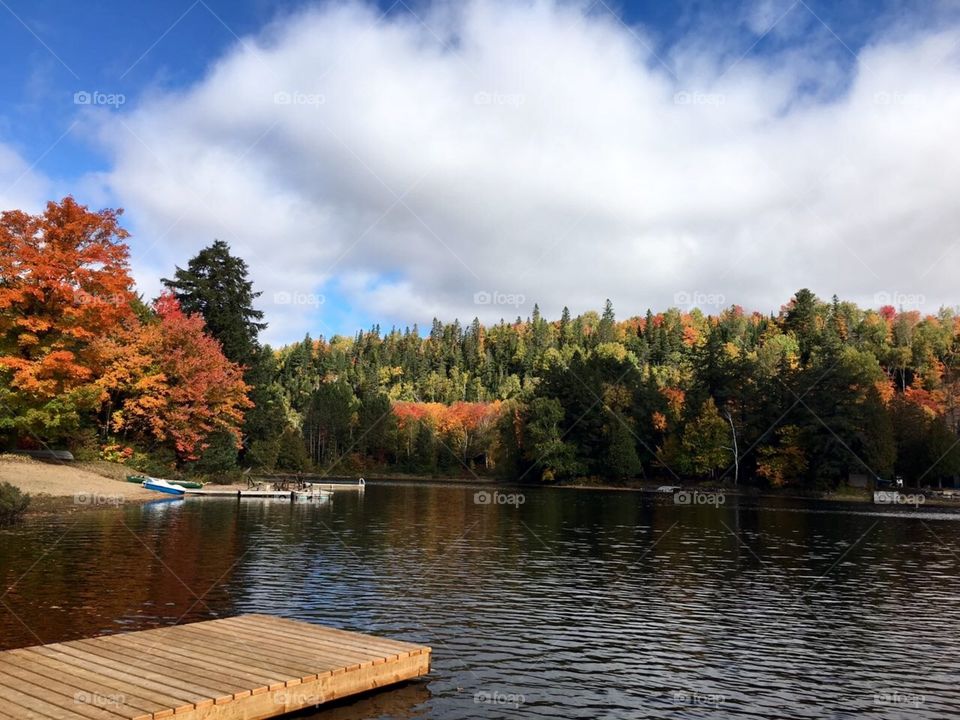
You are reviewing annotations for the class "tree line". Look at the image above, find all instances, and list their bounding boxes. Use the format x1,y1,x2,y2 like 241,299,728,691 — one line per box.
3,198,959,489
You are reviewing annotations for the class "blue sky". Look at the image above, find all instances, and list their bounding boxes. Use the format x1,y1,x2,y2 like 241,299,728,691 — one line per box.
2,0,959,343
0,0,922,170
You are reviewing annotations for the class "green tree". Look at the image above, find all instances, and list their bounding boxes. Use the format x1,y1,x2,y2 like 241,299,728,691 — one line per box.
606,418,641,480
522,397,581,481
357,387,395,461
193,431,241,476
162,240,266,366
681,398,730,478
276,426,310,471
598,299,617,344
242,346,287,464
783,288,820,366
304,380,357,466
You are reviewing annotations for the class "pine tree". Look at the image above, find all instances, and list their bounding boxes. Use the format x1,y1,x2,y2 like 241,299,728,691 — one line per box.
162,240,266,366
598,299,616,343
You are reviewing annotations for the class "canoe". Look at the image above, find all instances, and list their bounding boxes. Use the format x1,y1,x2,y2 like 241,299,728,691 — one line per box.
127,475,150,483
142,479,187,495
16,449,75,461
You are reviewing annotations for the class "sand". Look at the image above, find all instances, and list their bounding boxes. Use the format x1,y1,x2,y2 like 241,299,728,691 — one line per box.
0,455,156,502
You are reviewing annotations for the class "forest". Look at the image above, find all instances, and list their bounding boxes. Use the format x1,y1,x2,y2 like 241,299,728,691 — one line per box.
3,197,960,490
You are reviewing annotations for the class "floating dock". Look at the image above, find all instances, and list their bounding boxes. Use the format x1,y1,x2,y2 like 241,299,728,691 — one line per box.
0,614,431,719
183,489,333,500
183,479,365,499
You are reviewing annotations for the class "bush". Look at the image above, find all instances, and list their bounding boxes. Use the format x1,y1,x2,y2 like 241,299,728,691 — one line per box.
0,482,30,526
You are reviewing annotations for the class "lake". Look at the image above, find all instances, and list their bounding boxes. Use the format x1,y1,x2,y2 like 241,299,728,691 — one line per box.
1,483,959,718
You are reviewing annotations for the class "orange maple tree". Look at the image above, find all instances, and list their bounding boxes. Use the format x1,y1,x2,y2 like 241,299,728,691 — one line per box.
0,197,135,433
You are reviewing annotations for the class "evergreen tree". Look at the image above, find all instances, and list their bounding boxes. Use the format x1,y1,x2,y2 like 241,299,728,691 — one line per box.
162,240,266,366
598,299,617,343
606,418,641,480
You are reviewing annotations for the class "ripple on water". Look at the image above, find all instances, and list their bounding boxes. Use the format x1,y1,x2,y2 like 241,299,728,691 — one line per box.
1,488,959,718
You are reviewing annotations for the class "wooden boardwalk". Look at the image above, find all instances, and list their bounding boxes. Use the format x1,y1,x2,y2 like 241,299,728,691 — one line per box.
0,615,431,719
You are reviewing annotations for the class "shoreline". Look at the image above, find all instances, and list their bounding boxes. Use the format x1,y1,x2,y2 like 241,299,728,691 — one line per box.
358,472,960,508
5,458,958,518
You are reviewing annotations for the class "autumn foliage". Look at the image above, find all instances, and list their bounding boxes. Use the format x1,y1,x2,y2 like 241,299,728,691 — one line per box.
97,294,251,462
393,401,503,468
0,198,250,465
0,198,135,432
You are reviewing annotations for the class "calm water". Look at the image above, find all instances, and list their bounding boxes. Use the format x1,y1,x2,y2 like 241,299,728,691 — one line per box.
1,483,959,718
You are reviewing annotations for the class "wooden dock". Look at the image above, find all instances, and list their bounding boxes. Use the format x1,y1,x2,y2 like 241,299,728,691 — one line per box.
0,614,431,719
182,479,364,499
182,489,333,500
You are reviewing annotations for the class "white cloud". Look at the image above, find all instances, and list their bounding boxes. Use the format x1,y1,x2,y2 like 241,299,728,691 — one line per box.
95,0,960,344
0,142,52,214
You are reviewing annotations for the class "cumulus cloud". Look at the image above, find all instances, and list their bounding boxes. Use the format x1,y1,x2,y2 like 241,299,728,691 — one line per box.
95,0,960,343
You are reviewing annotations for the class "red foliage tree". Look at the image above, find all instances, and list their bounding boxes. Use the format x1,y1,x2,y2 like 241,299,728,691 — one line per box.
98,294,251,463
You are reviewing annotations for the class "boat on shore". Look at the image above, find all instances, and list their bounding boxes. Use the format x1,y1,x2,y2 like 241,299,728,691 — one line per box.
141,478,187,495
129,474,203,489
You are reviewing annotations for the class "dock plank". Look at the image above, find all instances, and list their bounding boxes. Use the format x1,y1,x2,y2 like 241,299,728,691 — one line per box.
0,659,157,720
21,647,213,710
59,641,239,702
149,629,337,679
88,635,275,694
108,629,318,685
179,621,377,670
227,615,419,664
4,650,190,717
0,615,431,720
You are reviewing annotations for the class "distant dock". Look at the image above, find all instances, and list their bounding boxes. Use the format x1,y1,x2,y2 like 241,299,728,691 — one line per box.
184,477,364,500
0,614,431,719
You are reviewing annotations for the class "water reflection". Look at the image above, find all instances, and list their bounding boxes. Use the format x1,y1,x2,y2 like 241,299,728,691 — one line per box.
1,486,959,718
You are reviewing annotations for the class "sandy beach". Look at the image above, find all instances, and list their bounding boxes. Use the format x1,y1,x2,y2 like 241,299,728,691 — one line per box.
0,455,157,505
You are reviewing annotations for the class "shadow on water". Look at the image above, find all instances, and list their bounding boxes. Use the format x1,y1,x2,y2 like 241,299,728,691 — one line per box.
286,681,432,720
